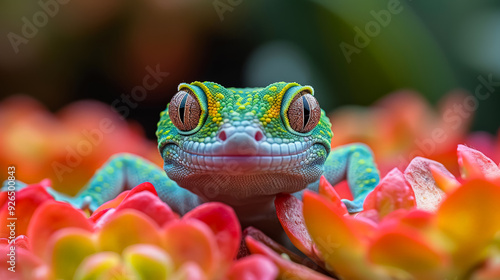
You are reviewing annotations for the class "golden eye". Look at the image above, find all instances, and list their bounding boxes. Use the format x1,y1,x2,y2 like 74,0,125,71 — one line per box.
168,90,201,131
287,92,321,133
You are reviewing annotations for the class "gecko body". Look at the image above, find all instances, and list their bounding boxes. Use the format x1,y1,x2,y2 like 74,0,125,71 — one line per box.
49,82,380,237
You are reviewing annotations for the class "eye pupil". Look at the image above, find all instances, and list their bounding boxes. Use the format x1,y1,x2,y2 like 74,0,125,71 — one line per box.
302,95,310,128
178,92,189,124
169,90,202,132
287,92,321,133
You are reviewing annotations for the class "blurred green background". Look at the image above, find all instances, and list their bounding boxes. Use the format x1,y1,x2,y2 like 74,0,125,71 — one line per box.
1,0,499,137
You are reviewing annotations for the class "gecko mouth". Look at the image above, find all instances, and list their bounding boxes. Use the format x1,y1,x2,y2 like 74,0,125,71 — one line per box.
162,142,328,204
163,142,328,173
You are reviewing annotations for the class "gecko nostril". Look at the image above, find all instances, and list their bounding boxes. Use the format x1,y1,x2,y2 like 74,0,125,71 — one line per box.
254,130,264,142
218,130,227,141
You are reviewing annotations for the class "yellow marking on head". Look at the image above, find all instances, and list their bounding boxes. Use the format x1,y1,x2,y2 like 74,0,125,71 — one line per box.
353,152,360,157
213,85,219,89
371,178,377,183
103,183,110,188
115,161,123,168
366,168,373,172
358,159,366,164
265,83,299,124
96,175,103,182
106,167,114,174
95,187,101,192
166,136,172,140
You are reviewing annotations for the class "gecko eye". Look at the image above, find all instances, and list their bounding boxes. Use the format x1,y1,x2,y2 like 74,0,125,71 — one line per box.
169,90,201,131
287,92,321,133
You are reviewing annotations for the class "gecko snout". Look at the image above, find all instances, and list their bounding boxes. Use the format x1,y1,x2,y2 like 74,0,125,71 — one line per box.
217,126,265,156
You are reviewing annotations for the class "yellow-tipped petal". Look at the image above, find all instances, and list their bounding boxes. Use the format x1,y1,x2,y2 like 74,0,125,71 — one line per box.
73,252,122,280
368,229,447,279
49,229,97,280
430,165,460,193
97,209,161,253
303,191,382,279
123,244,174,279
436,179,500,274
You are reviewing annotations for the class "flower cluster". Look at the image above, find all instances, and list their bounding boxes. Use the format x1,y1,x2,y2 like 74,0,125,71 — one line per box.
0,182,277,280
272,145,500,280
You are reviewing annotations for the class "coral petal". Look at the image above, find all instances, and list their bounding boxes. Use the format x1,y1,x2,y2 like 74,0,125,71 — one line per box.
92,191,130,214
303,191,378,278
183,202,240,263
436,179,500,270
275,194,315,257
430,165,460,193
318,176,348,215
162,219,217,276
27,201,93,258
368,229,446,275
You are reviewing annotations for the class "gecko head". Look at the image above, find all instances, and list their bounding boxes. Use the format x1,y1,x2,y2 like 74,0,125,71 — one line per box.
156,81,333,206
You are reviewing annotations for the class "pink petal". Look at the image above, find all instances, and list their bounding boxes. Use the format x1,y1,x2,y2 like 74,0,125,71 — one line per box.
162,219,218,276
227,255,278,280
241,227,324,272
245,237,334,280
183,202,241,263
364,168,416,218
116,191,178,227
457,144,500,180
0,184,54,238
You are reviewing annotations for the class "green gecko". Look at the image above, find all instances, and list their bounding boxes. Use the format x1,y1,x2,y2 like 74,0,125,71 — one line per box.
49,81,380,234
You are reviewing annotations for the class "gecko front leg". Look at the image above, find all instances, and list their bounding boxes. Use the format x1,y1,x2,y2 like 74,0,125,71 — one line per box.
305,143,380,213
49,153,202,215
